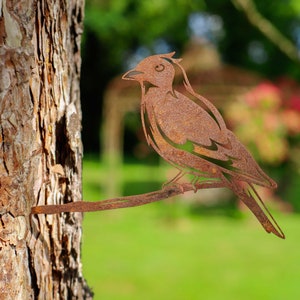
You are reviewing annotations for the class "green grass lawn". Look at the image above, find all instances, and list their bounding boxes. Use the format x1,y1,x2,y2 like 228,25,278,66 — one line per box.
82,157,300,300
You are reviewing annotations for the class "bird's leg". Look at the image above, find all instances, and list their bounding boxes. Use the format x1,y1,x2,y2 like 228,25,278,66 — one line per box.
164,170,185,185
191,176,200,193
162,170,186,193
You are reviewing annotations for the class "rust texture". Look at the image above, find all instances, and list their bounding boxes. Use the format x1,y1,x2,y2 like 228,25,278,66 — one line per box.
32,52,284,239
31,182,224,214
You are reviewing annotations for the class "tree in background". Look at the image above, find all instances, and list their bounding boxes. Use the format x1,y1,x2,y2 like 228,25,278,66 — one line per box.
0,0,92,298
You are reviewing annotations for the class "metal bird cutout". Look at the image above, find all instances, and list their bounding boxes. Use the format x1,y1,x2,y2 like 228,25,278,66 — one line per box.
31,52,284,240
122,52,285,239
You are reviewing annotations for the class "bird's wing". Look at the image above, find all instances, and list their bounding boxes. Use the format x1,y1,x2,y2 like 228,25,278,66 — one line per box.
154,91,227,147
154,91,276,188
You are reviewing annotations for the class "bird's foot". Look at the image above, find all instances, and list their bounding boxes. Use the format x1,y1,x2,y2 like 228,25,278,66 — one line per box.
162,181,185,194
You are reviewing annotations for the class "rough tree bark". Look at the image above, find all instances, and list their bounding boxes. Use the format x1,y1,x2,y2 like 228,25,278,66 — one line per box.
0,0,92,299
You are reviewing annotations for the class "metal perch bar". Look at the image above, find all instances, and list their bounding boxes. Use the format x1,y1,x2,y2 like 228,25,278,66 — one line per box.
31,182,225,214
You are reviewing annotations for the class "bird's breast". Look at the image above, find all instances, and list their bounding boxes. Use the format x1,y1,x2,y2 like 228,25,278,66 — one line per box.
153,92,219,146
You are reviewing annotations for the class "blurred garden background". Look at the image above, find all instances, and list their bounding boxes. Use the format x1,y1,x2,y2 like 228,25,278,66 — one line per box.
80,1,300,299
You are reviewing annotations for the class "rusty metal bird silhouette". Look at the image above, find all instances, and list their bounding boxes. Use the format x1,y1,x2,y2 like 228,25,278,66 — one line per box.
122,52,285,239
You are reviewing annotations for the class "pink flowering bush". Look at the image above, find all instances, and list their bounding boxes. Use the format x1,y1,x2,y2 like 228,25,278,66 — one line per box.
226,79,300,165
225,78,300,211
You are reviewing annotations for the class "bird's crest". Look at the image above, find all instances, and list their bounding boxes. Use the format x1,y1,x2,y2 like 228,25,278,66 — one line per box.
159,52,195,95
160,52,182,64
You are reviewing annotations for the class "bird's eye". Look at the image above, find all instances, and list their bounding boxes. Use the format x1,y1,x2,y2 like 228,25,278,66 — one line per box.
155,64,165,72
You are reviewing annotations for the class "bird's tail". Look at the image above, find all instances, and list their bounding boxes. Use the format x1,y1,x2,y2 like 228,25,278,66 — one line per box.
233,182,285,239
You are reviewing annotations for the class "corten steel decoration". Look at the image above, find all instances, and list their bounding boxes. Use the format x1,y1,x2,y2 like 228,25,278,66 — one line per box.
32,52,285,239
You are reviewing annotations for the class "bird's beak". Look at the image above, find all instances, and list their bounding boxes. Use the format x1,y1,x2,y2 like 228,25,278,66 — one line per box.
122,69,144,81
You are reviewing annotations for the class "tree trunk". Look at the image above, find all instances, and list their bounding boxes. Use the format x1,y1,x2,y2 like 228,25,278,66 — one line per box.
0,0,92,298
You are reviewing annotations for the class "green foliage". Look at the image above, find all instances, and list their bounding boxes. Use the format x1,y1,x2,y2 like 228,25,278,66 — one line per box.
84,0,202,65
291,0,300,14
84,0,300,70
